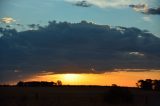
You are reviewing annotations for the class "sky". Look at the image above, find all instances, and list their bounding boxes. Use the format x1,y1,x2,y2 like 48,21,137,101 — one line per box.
0,0,160,36
0,0,160,86
27,71,160,87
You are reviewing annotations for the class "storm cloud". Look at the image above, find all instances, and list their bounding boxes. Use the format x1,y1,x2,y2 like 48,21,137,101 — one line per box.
0,20,160,83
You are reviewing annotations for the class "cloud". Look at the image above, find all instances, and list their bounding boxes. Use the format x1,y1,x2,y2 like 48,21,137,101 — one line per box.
129,4,160,15
142,7,160,15
0,20,160,83
73,0,92,7
129,52,145,56
65,0,156,9
66,0,160,15
14,69,21,73
27,24,40,30
66,0,132,8
129,4,148,12
0,17,16,24
28,24,40,28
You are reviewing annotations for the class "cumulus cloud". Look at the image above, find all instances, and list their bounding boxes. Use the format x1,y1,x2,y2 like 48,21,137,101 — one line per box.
0,17,16,24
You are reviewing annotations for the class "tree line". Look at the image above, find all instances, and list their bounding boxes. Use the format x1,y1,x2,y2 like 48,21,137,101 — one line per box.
16,80,62,87
136,79,160,91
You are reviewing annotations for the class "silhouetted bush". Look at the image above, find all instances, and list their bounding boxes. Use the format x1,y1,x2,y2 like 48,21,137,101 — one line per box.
104,86,134,104
137,79,160,91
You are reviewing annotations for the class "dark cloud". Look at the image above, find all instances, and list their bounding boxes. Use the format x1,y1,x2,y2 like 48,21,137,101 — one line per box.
129,4,148,13
0,21,160,83
28,24,40,28
143,7,160,15
6,25,11,28
73,1,92,7
129,4,160,15
129,4,146,9
16,23,23,27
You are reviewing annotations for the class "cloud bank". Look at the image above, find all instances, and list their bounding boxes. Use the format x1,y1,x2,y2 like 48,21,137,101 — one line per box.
0,20,160,83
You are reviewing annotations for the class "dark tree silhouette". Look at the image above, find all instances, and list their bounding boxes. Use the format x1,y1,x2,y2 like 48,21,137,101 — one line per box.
137,79,160,91
16,81,57,87
137,79,152,90
57,80,62,86
17,81,24,87
152,80,160,91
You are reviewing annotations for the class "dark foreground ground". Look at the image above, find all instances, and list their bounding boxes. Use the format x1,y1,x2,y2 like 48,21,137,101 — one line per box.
0,86,160,106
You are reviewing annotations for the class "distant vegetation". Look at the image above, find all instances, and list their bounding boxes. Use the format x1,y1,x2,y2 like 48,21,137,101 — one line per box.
136,79,160,91
16,81,62,87
0,79,160,91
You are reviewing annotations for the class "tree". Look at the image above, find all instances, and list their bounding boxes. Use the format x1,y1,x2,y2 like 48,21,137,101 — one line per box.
152,80,160,91
136,79,160,91
16,81,56,87
137,79,152,90
57,80,62,86
17,81,24,87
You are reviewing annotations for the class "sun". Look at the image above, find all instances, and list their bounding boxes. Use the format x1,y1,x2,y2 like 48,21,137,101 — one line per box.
63,74,80,82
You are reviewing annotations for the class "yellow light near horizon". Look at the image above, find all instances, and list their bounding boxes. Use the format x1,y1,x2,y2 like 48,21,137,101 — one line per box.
64,74,78,81
26,70,160,87
55,74,83,85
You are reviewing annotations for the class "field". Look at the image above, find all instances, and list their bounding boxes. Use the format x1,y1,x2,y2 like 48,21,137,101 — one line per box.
0,86,160,106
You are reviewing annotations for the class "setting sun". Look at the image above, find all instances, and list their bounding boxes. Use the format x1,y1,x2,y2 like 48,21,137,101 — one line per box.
63,74,79,81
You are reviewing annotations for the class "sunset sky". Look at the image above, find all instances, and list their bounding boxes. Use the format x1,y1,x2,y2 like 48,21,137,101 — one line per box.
27,70,160,87
0,0,160,86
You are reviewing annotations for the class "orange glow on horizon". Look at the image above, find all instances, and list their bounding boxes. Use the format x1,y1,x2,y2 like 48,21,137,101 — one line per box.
27,70,160,87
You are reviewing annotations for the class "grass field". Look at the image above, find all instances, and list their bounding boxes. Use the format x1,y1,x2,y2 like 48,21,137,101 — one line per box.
0,86,160,106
